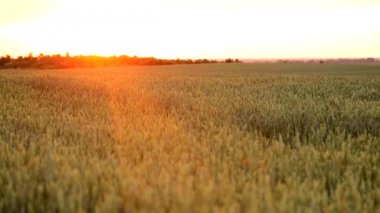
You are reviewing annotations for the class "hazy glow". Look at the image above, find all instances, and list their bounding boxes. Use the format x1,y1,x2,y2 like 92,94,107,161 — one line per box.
1,0,380,58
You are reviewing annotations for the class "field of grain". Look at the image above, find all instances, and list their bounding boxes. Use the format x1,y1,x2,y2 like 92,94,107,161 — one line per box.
0,63,379,212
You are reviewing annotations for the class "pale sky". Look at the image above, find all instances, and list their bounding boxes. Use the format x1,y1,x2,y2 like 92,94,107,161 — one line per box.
0,0,379,59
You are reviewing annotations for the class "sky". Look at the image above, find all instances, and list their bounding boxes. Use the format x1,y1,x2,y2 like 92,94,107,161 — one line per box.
0,0,379,59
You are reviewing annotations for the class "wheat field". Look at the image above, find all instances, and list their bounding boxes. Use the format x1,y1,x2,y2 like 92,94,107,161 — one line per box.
0,63,379,212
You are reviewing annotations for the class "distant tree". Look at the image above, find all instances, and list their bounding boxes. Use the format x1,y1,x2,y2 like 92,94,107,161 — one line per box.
38,53,44,61
0,55,11,67
225,58,234,63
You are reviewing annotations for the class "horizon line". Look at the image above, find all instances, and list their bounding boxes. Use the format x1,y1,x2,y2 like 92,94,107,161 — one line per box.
1,53,380,61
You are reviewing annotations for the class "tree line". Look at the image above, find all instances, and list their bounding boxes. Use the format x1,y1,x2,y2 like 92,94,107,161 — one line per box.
277,58,379,64
0,54,242,69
